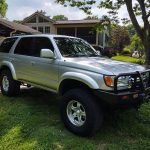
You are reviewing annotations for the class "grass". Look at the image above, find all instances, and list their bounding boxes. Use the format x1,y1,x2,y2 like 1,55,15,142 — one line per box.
112,55,144,64
0,88,150,150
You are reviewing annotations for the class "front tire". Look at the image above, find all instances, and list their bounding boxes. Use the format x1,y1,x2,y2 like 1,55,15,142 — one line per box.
0,70,20,96
60,88,103,136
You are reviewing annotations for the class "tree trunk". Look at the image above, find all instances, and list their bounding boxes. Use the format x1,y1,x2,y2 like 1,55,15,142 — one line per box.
144,33,150,68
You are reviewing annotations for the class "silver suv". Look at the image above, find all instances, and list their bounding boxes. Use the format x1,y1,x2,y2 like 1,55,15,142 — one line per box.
0,35,149,136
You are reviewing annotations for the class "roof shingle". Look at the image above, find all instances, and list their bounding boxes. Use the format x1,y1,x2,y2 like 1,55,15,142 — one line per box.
54,19,101,25
0,18,39,33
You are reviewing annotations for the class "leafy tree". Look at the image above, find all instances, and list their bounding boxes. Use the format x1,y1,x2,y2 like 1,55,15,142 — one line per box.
56,0,150,66
127,24,136,38
110,25,130,52
52,15,68,21
128,33,144,57
0,0,7,17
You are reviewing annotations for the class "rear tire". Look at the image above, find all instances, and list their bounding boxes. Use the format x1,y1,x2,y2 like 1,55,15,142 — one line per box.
60,88,103,136
0,69,20,96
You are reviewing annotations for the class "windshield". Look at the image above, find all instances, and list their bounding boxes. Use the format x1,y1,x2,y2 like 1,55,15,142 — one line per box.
54,37,100,57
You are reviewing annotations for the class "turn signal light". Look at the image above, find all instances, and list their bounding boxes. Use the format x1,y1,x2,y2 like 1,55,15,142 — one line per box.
104,76,114,87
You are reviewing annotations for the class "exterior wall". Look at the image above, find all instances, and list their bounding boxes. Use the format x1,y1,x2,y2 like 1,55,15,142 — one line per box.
24,22,56,34
55,24,98,46
23,15,56,34
22,14,109,47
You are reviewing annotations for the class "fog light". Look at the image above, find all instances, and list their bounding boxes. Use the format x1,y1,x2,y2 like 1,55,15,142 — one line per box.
122,95,129,100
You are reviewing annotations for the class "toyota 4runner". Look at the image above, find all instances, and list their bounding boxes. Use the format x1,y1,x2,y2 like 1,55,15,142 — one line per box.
0,35,149,136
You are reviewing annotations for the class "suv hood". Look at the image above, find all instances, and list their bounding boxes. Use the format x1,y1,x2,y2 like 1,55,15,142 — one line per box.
63,57,145,75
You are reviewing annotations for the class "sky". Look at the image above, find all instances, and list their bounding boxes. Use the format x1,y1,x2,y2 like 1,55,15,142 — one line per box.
6,0,129,21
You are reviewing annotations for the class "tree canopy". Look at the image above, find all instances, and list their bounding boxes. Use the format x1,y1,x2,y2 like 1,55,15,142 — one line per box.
110,25,130,52
56,0,150,66
52,15,68,21
0,0,7,17
128,33,144,56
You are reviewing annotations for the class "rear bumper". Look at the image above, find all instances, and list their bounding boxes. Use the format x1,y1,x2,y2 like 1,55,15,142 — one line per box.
94,89,150,108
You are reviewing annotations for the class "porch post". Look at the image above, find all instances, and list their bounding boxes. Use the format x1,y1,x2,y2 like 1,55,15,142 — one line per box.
96,32,99,46
75,27,77,37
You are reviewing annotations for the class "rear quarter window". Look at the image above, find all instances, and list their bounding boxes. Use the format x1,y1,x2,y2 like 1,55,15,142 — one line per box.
0,38,18,53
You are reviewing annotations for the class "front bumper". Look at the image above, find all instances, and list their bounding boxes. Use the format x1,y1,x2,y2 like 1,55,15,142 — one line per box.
94,89,150,108
94,70,150,108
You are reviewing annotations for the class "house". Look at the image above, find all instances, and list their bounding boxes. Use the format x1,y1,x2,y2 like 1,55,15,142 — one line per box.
0,18,39,37
22,11,109,48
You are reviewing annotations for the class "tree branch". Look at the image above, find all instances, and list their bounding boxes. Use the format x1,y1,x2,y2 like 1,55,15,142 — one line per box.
124,0,143,41
146,12,150,20
137,0,149,26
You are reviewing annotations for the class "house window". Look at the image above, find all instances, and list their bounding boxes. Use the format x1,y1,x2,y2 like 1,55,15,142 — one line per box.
45,26,50,34
39,16,49,23
57,28,75,36
27,17,36,23
77,27,96,44
38,27,44,33
32,27,37,30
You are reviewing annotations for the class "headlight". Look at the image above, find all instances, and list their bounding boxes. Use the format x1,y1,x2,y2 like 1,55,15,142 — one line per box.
104,75,137,90
117,76,131,89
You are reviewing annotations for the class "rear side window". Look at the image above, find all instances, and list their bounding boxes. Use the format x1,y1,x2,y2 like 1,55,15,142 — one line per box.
0,38,17,53
14,37,54,57
14,37,33,56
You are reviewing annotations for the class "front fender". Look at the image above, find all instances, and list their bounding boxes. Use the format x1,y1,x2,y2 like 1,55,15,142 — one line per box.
60,72,100,89
0,61,17,80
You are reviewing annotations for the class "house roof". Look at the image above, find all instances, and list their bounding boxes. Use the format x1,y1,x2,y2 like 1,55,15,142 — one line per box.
0,18,39,33
22,11,54,24
22,11,101,26
54,19,101,25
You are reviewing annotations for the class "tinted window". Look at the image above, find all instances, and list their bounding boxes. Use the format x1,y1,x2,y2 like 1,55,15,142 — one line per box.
33,37,54,57
14,37,54,57
0,38,17,53
14,37,33,56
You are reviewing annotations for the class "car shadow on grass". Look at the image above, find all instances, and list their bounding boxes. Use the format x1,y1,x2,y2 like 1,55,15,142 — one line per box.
0,87,150,150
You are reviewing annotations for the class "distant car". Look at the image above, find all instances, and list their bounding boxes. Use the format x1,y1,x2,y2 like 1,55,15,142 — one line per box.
93,45,104,56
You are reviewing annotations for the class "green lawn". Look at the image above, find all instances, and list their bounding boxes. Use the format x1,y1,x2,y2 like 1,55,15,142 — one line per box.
112,55,144,64
0,88,150,150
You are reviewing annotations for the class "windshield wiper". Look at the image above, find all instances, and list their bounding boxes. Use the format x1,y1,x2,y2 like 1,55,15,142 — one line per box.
63,54,100,57
63,54,77,57
63,54,88,57
87,54,101,57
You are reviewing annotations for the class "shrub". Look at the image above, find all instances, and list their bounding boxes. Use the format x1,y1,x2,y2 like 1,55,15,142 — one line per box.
121,50,131,56
103,47,117,58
